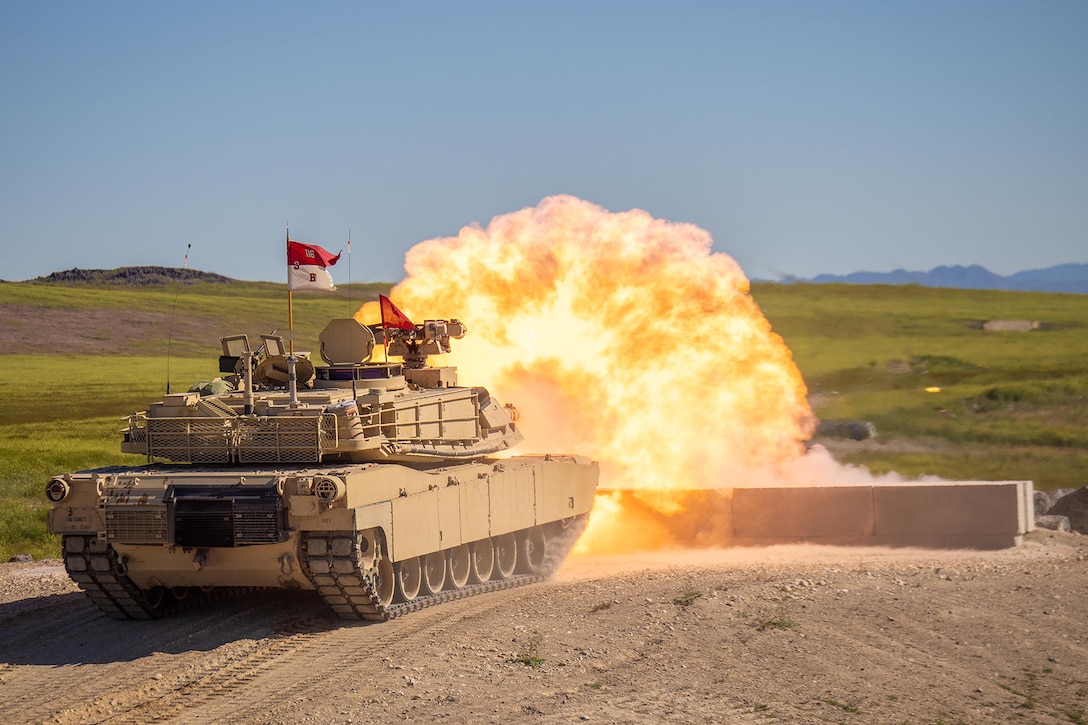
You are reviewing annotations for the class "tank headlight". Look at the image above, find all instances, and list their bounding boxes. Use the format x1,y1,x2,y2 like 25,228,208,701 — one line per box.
46,479,70,502
313,476,346,503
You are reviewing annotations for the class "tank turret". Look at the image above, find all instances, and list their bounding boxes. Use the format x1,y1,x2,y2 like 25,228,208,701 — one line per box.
120,318,522,464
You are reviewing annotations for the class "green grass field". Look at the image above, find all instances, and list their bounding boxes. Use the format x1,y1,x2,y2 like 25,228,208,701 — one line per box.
1,279,1085,560
752,283,1088,487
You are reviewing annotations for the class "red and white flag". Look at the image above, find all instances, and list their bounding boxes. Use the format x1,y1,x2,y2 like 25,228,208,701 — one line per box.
287,240,341,291
379,294,415,331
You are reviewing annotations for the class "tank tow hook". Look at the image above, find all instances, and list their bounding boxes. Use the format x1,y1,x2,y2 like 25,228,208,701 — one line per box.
278,553,295,576
192,549,208,572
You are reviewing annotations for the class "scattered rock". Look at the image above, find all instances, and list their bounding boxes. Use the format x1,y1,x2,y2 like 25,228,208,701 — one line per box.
1034,488,1076,518
1035,515,1071,533
7,554,31,563
1047,487,1088,534
816,420,877,440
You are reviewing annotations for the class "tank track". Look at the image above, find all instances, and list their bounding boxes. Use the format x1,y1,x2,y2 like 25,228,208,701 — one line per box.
61,515,588,622
62,535,253,620
302,514,588,622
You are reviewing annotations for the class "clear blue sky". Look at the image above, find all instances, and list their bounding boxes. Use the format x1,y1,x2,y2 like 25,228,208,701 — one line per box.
2,1,1085,284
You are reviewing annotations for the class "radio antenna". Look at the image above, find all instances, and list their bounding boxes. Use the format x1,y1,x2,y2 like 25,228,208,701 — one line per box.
165,243,191,394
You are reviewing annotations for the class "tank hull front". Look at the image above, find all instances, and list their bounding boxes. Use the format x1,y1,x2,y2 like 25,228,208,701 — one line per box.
48,455,598,618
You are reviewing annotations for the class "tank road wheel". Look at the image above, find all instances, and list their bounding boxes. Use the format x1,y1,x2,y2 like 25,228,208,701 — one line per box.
493,533,517,580
446,544,471,590
421,551,446,595
394,557,422,603
374,556,395,608
468,540,495,584
145,587,167,611
516,526,547,575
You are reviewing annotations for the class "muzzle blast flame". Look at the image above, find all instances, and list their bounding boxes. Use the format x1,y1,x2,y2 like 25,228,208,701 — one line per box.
356,195,817,554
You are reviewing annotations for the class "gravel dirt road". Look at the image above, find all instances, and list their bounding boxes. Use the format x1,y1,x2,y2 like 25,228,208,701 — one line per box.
2,531,1086,724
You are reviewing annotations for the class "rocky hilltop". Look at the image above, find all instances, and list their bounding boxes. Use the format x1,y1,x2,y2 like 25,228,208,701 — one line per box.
32,266,233,285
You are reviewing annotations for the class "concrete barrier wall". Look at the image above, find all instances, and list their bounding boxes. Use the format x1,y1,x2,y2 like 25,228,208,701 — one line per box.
728,481,1033,550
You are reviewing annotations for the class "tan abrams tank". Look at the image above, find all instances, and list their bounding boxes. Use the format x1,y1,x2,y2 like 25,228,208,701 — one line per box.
45,316,598,620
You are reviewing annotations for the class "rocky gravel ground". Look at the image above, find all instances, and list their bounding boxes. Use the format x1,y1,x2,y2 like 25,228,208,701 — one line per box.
1,531,1086,724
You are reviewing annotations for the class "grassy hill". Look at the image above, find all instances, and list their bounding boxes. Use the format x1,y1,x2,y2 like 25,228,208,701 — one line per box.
752,282,1088,487
1,276,1086,560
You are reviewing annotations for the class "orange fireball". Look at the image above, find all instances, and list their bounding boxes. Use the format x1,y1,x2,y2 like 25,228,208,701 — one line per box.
357,195,815,553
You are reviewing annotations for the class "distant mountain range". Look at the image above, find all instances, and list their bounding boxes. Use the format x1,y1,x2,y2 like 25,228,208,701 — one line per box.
790,263,1088,294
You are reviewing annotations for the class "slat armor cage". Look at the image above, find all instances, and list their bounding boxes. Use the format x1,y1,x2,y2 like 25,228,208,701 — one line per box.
123,388,487,464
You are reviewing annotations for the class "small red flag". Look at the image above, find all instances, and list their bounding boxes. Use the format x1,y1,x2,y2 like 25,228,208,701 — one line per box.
380,295,415,331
